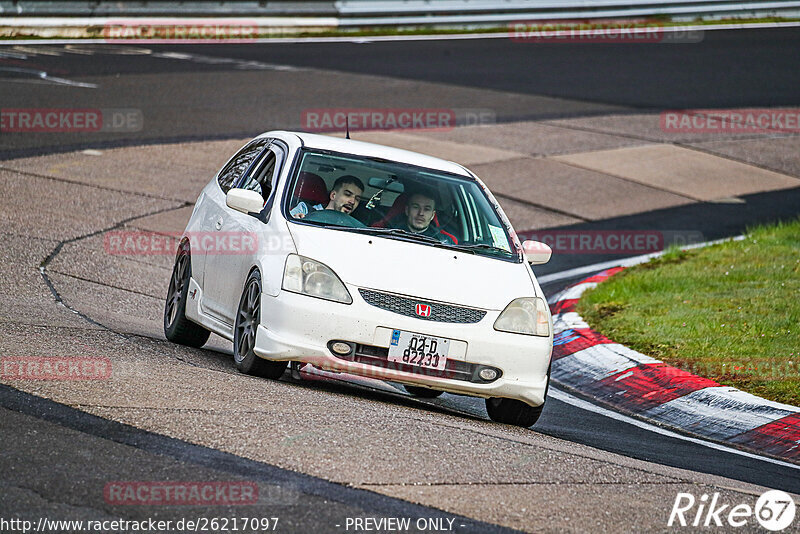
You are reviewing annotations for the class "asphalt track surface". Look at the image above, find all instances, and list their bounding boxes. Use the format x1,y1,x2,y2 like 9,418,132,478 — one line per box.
1,28,800,532
2,27,800,158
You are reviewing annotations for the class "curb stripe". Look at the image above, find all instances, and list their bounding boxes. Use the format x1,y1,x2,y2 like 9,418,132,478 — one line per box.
549,298,578,315
554,343,661,385
586,363,720,411
728,413,800,460
573,267,626,285
553,328,615,359
552,282,597,302
552,311,590,332
551,387,800,471
553,345,640,385
643,387,799,440
548,267,800,463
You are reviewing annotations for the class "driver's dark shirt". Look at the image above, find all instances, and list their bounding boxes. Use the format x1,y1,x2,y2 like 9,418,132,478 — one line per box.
392,221,455,244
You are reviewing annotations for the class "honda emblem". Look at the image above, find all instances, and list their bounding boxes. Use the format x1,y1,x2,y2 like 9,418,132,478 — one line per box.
415,303,431,317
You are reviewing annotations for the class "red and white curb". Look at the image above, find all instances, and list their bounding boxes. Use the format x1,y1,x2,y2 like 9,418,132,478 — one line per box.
548,266,800,462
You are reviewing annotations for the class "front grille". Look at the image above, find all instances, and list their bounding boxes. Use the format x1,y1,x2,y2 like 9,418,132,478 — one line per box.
358,289,486,324
329,342,501,384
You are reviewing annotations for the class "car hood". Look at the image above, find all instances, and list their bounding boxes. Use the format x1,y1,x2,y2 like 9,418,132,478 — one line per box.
288,223,534,310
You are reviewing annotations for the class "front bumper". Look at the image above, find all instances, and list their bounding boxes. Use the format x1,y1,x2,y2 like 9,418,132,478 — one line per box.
253,286,552,407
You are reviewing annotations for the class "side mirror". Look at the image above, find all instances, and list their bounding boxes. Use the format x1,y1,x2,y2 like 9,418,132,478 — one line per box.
522,240,551,265
226,188,264,216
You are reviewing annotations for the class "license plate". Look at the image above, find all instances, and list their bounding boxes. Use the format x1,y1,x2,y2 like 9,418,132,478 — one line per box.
388,330,450,371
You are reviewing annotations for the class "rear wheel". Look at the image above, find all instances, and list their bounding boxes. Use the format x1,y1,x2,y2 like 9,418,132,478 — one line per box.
234,270,286,379
403,385,444,398
164,245,210,348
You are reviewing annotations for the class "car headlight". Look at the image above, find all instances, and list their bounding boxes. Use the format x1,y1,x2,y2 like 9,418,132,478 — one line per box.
494,297,550,336
282,254,352,304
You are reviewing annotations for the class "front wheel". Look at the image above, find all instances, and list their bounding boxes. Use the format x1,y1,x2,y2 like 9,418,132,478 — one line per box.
486,363,550,427
164,245,210,348
233,270,286,379
485,398,544,427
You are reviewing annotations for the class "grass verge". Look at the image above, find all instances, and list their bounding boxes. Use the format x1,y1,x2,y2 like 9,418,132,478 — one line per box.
576,218,800,406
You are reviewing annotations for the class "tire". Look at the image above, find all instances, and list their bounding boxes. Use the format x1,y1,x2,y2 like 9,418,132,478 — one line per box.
403,385,444,398
485,363,551,427
164,244,211,348
233,270,287,379
485,397,544,427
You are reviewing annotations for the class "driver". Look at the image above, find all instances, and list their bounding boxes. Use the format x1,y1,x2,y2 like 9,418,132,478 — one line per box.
394,189,454,244
291,175,364,218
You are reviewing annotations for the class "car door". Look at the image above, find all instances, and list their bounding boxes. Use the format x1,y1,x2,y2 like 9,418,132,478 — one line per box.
196,137,270,322
202,141,285,325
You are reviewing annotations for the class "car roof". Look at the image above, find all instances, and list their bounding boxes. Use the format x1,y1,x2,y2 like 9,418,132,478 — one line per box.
267,131,473,178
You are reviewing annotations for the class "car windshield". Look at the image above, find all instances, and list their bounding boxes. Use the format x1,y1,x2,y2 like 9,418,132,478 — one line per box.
284,149,517,260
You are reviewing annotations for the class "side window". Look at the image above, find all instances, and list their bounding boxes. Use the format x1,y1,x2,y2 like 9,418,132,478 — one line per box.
236,146,282,202
217,138,270,194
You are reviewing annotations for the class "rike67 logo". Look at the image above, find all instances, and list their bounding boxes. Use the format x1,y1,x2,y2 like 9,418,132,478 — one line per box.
669,490,796,531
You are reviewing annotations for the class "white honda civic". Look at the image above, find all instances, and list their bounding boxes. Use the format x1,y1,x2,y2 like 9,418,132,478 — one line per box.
164,131,553,426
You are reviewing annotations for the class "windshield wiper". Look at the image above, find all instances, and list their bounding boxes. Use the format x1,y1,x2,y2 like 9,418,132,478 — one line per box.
450,243,514,255
349,228,514,256
347,227,469,249
348,226,438,242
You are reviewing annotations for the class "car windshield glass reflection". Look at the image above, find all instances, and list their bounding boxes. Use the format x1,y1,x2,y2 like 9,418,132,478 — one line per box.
286,149,517,260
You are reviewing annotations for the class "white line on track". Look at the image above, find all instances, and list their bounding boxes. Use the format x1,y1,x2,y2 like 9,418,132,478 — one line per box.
549,386,800,471
0,66,97,87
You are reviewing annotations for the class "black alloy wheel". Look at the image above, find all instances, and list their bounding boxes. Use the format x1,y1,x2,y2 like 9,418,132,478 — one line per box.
164,245,210,347
233,270,287,379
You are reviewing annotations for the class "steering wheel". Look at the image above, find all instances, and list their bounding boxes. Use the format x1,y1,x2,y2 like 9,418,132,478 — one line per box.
302,209,366,228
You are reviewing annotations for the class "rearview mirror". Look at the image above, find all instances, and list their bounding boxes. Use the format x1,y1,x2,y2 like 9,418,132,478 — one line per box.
522,240,551,265
368,177,404,193
226,188,264,216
